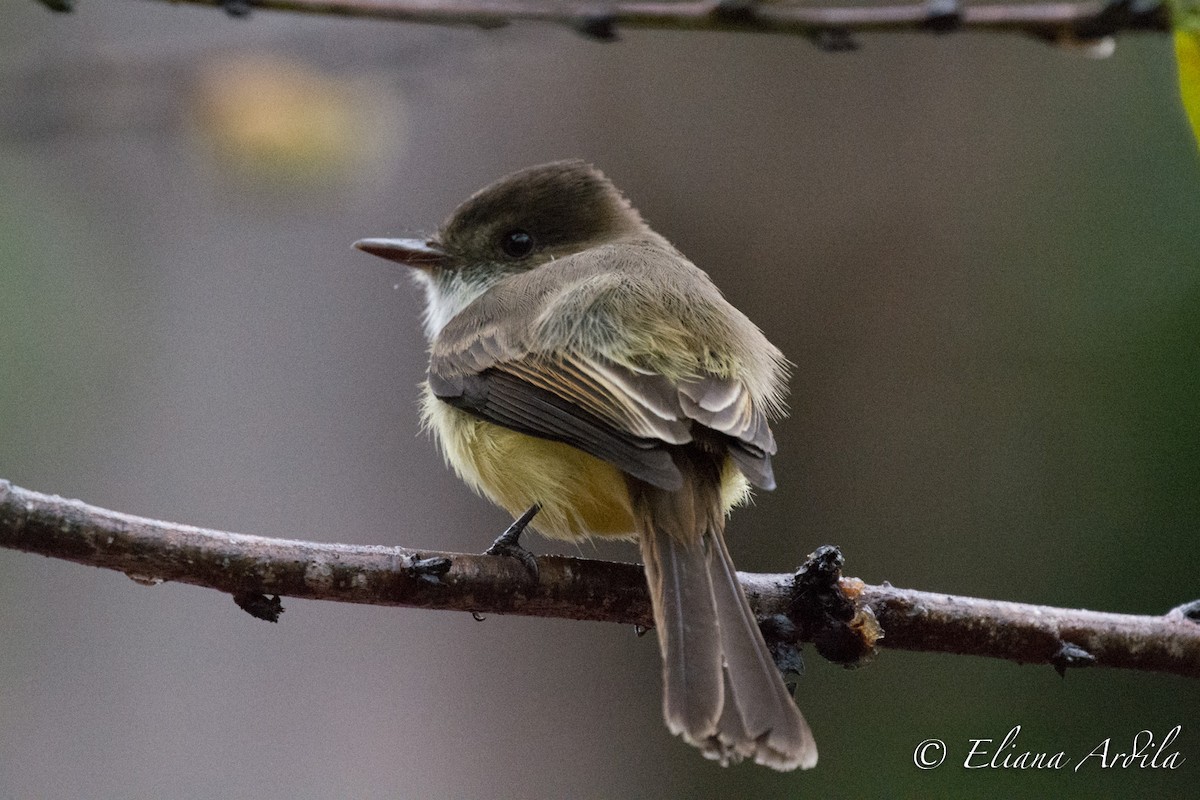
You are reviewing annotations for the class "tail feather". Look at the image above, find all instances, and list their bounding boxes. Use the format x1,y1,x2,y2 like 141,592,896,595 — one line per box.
635,463,817,772
707,527,818,769
639,492,723,739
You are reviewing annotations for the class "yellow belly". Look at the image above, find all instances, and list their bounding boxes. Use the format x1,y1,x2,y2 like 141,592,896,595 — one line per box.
420,383,751,542
422,385,637,540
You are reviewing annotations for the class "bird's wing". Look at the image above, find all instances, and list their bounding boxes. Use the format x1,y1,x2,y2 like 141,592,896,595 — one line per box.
428,250,778,491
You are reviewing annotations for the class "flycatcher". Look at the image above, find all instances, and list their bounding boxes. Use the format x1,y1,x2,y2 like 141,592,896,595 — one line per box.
354,160,816,770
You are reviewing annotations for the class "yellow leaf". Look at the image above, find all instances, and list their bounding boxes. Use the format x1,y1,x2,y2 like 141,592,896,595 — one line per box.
1173,0,1200,148
1177,29,1200,148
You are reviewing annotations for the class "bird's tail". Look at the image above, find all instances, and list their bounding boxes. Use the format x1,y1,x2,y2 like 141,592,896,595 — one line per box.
633,455,818,771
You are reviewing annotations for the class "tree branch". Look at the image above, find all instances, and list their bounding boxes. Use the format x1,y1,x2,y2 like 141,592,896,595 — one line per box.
2,478,1197,677
37,0,1172,48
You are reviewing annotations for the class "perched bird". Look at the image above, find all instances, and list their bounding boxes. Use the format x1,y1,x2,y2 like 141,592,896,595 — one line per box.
355,161,816,770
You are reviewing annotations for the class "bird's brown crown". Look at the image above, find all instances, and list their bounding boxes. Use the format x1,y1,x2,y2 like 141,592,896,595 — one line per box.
437,160,647,267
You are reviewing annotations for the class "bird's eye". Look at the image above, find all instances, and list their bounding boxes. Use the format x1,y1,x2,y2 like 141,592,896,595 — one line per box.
500,229,534,258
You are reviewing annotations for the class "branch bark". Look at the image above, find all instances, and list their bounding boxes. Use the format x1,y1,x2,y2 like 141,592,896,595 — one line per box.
55,0,1169,48
2,478,1198,677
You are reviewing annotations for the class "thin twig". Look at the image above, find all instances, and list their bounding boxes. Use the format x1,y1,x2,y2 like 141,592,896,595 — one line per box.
83,0,1170,48
2,478,1198,677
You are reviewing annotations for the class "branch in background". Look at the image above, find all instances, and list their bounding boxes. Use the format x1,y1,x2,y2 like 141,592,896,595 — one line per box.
2,478,1198,677
37,0,1172,49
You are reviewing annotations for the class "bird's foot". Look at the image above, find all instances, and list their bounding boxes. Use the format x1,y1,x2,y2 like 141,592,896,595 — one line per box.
485,504,541,579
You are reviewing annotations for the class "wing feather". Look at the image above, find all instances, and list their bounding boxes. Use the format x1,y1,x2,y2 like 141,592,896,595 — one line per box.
427,247,781,489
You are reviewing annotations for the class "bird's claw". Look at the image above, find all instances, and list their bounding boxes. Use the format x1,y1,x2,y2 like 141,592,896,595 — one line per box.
485,504,541,580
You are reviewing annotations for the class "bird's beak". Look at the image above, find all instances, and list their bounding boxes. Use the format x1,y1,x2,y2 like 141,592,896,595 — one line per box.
352,237,448,270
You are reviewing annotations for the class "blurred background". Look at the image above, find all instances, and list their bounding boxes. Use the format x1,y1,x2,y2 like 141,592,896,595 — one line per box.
2,1,1198,797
